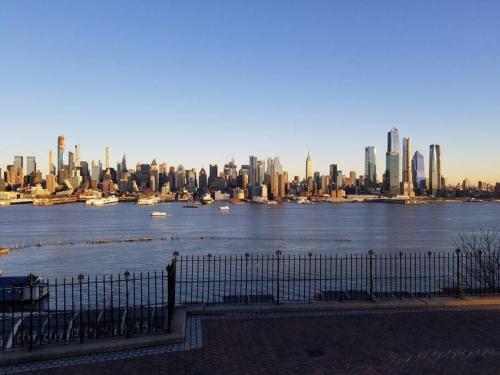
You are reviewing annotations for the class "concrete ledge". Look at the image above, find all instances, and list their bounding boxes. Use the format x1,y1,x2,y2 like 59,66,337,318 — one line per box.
0,308,186,367
183,296,500,316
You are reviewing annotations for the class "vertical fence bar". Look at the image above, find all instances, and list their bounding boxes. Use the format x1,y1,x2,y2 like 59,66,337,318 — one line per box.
368,250,374,302
456,249,462,298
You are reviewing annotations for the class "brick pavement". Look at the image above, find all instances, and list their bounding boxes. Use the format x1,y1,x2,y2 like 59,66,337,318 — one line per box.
4,307,500,374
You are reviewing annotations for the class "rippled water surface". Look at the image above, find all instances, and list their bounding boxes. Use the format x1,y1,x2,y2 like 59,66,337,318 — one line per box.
0,202,499,277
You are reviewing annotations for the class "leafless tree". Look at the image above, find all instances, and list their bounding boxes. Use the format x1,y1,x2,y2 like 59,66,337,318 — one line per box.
456,228,500,291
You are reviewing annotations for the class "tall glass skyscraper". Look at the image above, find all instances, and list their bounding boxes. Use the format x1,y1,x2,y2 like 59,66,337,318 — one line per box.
412,151,426,192
385,128,400,195
249,156,258,187
387,127,400,153
305,152,313,180
429,144,442,195
364,146,377,187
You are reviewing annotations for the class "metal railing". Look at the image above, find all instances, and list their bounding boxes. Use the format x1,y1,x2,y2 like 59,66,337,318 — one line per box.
0,270,174,351
174,249,500,305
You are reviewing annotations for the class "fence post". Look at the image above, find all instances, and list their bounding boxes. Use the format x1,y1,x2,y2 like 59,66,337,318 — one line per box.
78,274,84,343
368,250,374,302
28,274,34,351
276,250,282,305
124,271,130,338
167,251,178,332
455,249,462,298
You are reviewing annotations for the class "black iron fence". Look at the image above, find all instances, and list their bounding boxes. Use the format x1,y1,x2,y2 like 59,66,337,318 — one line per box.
174,249,500,304
2,249,500,352
0,270,175,351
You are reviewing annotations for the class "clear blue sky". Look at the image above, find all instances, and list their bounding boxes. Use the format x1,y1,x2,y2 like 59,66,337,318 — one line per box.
1,0,499,184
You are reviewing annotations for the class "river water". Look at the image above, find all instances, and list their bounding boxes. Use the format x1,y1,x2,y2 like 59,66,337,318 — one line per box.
0,202,499,277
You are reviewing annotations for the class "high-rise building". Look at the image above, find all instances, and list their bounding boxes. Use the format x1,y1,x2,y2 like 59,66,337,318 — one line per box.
105,147,110,170
329,164,338,191
14,156,23,172
402,138,414,196
249,156,258,187
68,151,74,172
364,146,377,187
385,128,400,195
258,160,265,186
209,164,218,187
57,135,65,172
121,155,127,172
305,152,313,181
199,168,208,194
74,145,80,166
48,150,56,175
412,151,426,193
386,153,400,195
26,156,36,177
429,144,442,195
387,127,400,153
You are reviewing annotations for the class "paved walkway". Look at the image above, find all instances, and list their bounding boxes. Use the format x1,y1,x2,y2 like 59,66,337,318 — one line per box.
4,306,500,374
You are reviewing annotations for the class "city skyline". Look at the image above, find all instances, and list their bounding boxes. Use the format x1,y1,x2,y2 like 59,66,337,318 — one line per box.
1,129,498,187
1,1,500,184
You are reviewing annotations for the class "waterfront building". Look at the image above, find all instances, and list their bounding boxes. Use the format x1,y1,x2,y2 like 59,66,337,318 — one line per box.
306,152,313,181
385,128,400,195
364,146,377,188
429,144,442,195
402,138,414,196
57,135,65,172
175,165,186,191
412,151,426,193
150,159,160,191
386,152,400,195
6,165,16,185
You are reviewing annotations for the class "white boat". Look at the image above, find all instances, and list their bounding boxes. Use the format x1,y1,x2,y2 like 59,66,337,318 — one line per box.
85,196,119,206
297,198,311,204
151,211,167,217
137,196,160,205
219,206,230,211
201,194,214,205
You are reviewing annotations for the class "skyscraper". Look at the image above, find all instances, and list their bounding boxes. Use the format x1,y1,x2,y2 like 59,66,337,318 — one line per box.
364,146,377,187
26,156,36,177
402,138,414,196
49,150,55,175
329,164,338,191
14,156,23,172
305,152,313,181
105,147,110,170
412,151,426,193
57,135,65,172
249,156,258,187
74,145,80,165
429,144,442,195
121,155,127,172
209,164,218,187
387,127,400,153
385,128,400,195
